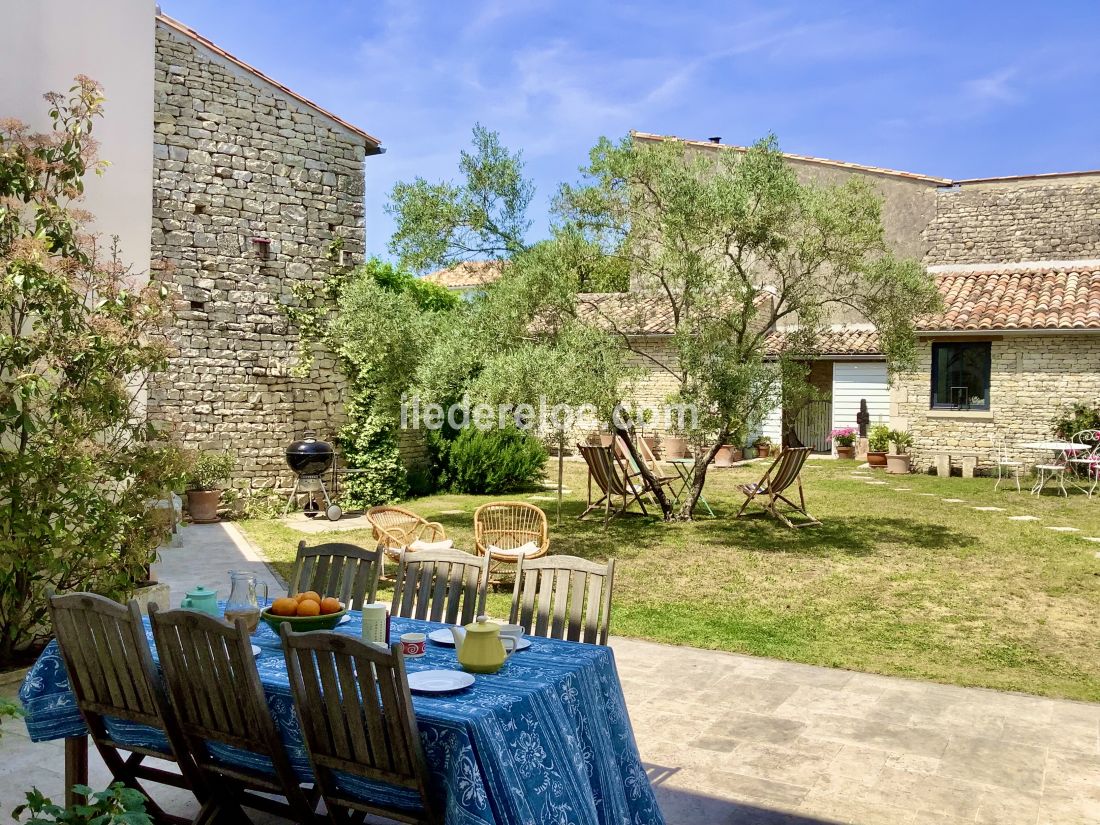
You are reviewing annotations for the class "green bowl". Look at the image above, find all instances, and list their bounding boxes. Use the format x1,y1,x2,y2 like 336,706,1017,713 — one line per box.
260,606,347,633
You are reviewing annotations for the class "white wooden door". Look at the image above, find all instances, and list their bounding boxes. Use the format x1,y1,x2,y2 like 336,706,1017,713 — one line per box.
832,361,889,433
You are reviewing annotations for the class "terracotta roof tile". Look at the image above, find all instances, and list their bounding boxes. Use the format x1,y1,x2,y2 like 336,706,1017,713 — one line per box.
421,260,505,289
157,13,381,150
920,260,1100,332
766,328,882,356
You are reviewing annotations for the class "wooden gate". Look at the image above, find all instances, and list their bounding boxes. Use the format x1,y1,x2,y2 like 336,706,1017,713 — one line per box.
790,400,833,453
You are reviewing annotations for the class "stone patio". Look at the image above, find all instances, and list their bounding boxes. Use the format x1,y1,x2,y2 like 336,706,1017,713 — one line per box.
2,523,1098,824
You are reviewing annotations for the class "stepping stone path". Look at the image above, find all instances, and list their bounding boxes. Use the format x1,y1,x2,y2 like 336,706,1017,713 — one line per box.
1081,537,1100,543
891,487,912,491
864,481,888,485
1008,515,1041,521
941,498,966,503
439,509,466,515
1044,526,1080,533
972,506,1006,512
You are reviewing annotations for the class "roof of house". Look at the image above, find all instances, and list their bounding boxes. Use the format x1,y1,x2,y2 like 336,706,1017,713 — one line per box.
765,328,883,356
156,13,382,150
630,131,1100,186
421,260,505,289
920,260,1100,332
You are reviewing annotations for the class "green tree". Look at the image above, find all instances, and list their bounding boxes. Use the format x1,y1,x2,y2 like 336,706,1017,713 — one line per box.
0,78,186,664
557,134,942,519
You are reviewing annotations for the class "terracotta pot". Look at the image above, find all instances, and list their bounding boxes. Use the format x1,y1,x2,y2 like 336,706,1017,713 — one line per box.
866,450,888,468
599,434,614,448
662,436,688,459
886,453,911,474
755,444,771,458
187,489,222,523
714,444,744,467
641,435,659,458
836,445,855,459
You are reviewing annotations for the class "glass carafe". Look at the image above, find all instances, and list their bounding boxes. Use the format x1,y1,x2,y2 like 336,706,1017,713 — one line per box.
224,571,268,633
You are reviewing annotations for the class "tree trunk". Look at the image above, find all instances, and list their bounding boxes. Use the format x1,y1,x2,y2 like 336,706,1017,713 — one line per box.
610,407,674,520
677,425,730,520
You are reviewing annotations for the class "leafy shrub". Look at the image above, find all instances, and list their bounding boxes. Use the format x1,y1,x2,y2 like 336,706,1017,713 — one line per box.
338,399,408,507
445,427,547,494
0,79,187,666
1051,402,1100,441
1,697,23,738
867,424,891,452
13,783,152,824
185,450,235,491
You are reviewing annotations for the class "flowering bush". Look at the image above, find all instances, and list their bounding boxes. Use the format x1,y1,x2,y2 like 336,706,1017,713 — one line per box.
830,427,857,447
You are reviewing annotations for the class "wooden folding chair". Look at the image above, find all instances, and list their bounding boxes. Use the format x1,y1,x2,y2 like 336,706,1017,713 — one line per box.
576,443,649,527
290,541,382,610
148,605,320,824
473,501,549,575
48,593,198,825
280,627,441,824
735,446,820,528
510,555,616,645
390,548,489,626
614,435,678,503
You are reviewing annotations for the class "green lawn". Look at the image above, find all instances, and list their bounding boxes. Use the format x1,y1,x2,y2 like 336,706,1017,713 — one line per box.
238,458,1100,702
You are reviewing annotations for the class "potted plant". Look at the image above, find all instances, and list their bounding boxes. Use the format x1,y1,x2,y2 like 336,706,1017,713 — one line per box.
866,424,890,468
185,450,235,523
886,429,914,474
754,435,773,458
743,442,758,460
831,427,857,459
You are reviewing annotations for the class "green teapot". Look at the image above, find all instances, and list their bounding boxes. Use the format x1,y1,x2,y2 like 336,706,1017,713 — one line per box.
180,585,219,616
450,616,516,674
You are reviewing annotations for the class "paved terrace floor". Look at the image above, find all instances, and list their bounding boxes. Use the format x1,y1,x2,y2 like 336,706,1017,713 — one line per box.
1,523,1098,825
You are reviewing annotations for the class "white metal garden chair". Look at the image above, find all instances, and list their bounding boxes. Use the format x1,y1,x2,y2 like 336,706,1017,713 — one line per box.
1068,429,1100,497
992,434,1025,492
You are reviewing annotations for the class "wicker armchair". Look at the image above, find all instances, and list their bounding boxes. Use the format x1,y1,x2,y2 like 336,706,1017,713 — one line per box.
474,501,549,574
365,505,450,560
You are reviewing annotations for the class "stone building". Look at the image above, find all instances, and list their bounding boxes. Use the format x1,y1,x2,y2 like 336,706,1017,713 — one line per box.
145,13,382,493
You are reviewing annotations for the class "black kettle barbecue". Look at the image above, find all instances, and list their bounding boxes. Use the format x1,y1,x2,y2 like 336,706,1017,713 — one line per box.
283,430,342,521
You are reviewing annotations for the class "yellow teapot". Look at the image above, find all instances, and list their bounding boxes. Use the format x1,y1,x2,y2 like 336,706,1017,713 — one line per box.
450,616,516,674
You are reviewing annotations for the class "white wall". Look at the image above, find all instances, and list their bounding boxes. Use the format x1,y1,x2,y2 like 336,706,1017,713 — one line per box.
832,361,890,433
0,0,155,279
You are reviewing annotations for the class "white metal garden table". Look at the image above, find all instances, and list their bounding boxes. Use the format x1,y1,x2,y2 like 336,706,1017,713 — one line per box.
1017,441,1090,496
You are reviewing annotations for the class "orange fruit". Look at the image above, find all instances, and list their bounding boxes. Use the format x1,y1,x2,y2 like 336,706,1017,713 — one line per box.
298,591,321,604
295,599,321,617
270,597,298,617
319,597,342,615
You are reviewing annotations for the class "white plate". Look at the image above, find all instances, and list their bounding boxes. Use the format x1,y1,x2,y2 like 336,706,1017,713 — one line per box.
428,628,530,650
251,644,261,657
407,669,474,693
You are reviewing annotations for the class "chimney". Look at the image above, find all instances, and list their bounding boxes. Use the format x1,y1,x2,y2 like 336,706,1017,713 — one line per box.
708,136,721,144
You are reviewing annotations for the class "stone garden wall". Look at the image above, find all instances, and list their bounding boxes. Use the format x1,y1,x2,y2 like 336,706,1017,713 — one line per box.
147,23,368,494
891,334,1100,471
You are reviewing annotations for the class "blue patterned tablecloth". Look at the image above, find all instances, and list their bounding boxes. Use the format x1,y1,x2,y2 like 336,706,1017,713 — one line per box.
20,611,664,825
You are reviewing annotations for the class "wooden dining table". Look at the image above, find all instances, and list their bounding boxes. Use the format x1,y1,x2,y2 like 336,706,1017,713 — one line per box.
19,608,665,824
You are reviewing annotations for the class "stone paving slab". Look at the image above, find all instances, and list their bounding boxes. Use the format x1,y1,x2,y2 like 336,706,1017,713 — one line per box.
3,526,1099,825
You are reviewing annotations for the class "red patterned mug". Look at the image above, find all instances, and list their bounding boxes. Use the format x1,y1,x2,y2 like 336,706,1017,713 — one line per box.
400,632,426,658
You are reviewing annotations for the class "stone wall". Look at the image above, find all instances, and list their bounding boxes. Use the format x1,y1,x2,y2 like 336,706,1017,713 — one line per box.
147,23,367,494
923,175,1100,265
891,334,1100,470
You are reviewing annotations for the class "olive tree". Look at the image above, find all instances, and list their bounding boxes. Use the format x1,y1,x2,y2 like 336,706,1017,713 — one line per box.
556,134,942,519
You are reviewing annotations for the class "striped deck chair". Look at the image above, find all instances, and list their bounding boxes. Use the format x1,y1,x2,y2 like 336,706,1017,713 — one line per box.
613,435,677,503
735,446,820,528
577,443,648,527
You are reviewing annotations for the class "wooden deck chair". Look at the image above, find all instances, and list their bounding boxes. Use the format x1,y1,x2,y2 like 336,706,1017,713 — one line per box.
576,443,648,527
735,446,820,528
149,605,320,824
290,541,382,610
280,627,441,824
510,555,616,645
613,435,677,503
48,593,198,824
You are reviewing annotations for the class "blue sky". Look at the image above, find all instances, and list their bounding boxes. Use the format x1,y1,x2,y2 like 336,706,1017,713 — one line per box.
163,0,1100,264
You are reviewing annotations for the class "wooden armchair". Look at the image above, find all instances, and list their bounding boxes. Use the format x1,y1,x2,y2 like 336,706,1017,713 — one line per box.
290,541,382,610
390,548,489,626
510,555,616,645
365,505,451,560
473,501,549,573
